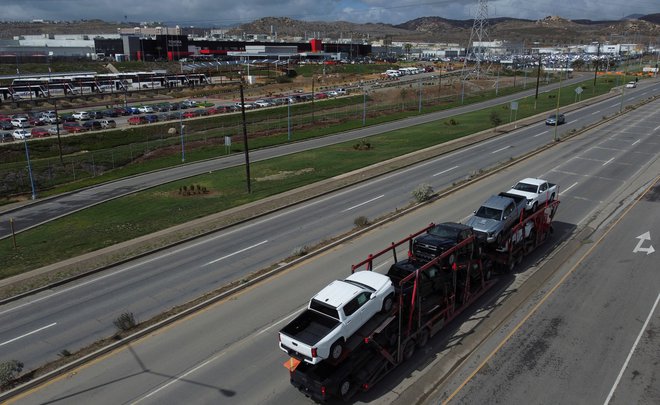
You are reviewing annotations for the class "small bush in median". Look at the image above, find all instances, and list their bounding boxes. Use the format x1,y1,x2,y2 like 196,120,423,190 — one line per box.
412,184,434,203
113,312,138,332
0,360,23,387
354,216,370,227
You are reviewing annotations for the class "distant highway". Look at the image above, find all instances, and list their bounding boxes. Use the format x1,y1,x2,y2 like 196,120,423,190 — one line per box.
7,94,659,404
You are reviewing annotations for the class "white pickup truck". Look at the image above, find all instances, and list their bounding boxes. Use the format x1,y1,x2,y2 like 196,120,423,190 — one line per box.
279,271,394,365
507,178,558,212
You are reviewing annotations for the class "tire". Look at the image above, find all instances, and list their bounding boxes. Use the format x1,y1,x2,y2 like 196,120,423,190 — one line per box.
381,294,394,313
416,328,430,348
549,193,555,202
339,378,352,399
330,339,344,360
403,340,416,361
531,202,538,212
447,253,456,265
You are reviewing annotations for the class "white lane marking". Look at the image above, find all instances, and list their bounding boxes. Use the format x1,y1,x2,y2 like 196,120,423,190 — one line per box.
591,110,601,115
203,240,269,266
433,165,460,177
602,157,615,166
0,322,57,347
654,124,660,132
533,130,548,138
132,350,229,404
632,139,641,146
341,194,385,212
256,306,306,337
604,292,660,405
562,182,578,194
491,146,510,154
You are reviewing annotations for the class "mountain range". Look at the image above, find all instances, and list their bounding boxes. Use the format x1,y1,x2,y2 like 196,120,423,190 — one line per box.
1,14,659,47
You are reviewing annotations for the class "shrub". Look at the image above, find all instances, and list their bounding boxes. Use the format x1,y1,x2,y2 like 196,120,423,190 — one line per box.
113,312,138,332
0,360,23,387
291,245,309,257
412,184,434,203
354,216,370,227
490,110,502,128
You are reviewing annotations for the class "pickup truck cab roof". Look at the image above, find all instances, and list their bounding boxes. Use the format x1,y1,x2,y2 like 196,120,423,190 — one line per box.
311,271,388,310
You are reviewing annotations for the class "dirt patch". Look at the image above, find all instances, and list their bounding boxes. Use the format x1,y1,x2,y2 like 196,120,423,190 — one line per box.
255,168,314,182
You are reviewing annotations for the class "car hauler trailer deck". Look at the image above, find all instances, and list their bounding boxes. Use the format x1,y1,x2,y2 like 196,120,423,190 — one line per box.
284,199,560,401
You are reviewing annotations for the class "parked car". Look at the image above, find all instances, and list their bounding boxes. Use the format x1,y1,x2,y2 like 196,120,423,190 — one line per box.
11,117,30,128
90,111,105,119
102,109,119,117
138,105,154,113
128,116,147,125
625,81,637,88
30,127,50,138
82,120,102,130
40,113,60,124
62,122,89,133
0,120,14,130
143,114,159,123
254,99,272,108
181,99,197,108
545,113,565,125
72,111,91,121
315,92,328,99
99,119,116,129
12,129,31,140
1,132,14,142
335,88,347,95
182,111,199,119
127,107,141,115
48,126,66,135
61,114,77,122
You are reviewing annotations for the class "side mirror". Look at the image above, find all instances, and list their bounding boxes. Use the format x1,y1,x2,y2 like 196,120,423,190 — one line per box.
473,210,477,214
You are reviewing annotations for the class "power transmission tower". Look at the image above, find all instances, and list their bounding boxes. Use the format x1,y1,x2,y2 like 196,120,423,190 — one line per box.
463,0,491,80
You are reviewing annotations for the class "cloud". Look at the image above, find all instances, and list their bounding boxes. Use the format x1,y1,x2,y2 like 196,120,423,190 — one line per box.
1,0,658,26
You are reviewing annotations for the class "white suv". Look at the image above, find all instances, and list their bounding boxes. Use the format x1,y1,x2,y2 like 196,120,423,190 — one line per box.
11,117,30,128
72,111,91,120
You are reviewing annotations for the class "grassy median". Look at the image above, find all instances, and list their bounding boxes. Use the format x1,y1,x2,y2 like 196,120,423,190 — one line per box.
0,77,621,278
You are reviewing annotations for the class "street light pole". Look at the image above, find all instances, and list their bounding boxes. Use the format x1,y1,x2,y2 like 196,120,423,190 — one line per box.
23,138,36,200
239,82,251,193
53,98,63,164
362,87,367,126
179,115,185,162
287,97,291,140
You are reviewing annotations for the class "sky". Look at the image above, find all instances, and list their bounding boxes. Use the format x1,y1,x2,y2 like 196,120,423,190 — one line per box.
2,0,658,26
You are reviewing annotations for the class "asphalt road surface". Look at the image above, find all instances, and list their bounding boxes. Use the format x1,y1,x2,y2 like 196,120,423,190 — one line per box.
0,74,609,239
5,87,659,404
432,178,660,405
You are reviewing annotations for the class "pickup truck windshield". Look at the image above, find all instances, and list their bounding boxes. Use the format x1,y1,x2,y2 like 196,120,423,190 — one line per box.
475,206,503,220
513,182,538,193
428,225,460,239
309,299,340,321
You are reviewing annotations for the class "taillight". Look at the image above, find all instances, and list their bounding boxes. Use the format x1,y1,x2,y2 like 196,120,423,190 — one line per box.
362,383,369,391
321,386,326,397
311,347,317,358
364,337,370,344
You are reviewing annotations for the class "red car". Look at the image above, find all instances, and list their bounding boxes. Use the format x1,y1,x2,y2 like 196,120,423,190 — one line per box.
62,122,89,133
128,116,147,125
182,111,198,119
30,127,50,138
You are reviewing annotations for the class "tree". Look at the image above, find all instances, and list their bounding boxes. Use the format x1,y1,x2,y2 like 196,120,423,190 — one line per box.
490,110,502,129
400,88,408,111
404,43,413,59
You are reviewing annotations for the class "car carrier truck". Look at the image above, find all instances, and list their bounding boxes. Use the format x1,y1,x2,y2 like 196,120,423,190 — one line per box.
282,199,560,401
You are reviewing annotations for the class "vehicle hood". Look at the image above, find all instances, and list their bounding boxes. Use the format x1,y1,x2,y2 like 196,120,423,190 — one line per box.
414,234,456,251
465,216,501,233
506,189,535,201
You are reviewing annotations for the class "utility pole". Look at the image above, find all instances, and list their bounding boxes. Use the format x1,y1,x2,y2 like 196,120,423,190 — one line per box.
534,53,542,109
240,82,251,193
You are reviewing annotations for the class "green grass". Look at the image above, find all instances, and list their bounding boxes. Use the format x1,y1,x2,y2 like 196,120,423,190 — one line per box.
0,76,621,278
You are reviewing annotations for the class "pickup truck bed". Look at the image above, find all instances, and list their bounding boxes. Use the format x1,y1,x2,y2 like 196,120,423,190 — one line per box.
281,310,339,346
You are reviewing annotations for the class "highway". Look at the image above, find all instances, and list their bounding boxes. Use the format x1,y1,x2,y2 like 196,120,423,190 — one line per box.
0,74,598,239
4,82,660,403
430,178,660,405
1,80,659,372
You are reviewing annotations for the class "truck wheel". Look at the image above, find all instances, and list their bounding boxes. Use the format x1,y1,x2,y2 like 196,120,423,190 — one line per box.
330,339,344,360
381,294,394,313
531,202,538,212
448,253,456,265
403,340,416,361
416,328,430,348
339,378,352,399
550,193,555,202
